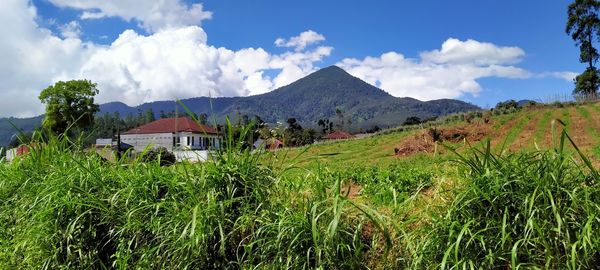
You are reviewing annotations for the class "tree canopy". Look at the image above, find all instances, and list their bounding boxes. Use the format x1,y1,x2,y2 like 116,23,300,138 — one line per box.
38,80,100,134
567,0,600,96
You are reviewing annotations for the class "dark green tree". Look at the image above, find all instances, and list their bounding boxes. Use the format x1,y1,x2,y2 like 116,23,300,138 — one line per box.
199,113,209,125
144,108,156,123
38,80,100,134
567,0,600,96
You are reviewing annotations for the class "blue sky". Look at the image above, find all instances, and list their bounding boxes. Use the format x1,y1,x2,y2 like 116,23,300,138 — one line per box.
0,0,584,117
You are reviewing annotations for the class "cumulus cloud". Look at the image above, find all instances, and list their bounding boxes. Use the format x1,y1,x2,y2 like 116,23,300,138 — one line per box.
337,39,531,101
0,0,94,117
0,1,572,118
48,0,213,33
74,27,332,104
275,30,326,51
420,38,525,65
0,0,332,117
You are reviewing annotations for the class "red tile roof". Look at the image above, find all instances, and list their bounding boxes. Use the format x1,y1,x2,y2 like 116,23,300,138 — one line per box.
124,117,218,135
323,130,354,140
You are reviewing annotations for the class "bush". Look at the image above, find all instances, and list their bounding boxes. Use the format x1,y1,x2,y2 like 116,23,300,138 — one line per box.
495,99,518,110
141,147,176,166
403,116,422,126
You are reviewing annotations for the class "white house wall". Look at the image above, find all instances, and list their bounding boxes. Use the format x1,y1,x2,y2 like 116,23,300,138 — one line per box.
5,148,16,162
121,133,174,151
121,132,222,152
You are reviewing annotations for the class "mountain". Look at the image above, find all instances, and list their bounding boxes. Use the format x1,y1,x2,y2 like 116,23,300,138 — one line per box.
0,115,44,147
0,66,479,146
98,66,479,127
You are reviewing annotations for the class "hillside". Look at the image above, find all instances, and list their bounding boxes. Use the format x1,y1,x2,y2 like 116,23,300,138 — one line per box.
0,66,479,146
0,116,44,147
277,102,600,169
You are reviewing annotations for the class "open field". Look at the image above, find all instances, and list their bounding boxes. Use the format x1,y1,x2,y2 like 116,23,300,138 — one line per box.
3,102,600,268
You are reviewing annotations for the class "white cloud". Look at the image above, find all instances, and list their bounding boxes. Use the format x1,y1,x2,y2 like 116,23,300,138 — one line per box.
0,0,94,117
48,0,213,33
275,30,326,51
538,71,578,82
0,0,332,117
58,21,82,39
420,38,525,65
338,39,531,101
74,27,332,104
0,1,571,118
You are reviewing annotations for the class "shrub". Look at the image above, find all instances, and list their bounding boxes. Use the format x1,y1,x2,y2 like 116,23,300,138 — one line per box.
403,116,422,126
141,147,176,166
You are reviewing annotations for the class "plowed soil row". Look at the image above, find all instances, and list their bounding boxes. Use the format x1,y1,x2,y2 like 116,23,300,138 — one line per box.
394,105,600,158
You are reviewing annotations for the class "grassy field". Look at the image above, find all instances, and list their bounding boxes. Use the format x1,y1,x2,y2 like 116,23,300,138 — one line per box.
3,102,600,268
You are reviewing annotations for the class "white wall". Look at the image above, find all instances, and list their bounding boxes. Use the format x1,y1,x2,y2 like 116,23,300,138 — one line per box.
5,148,16,162
121,132,222,152
173,150,210,162
121,133,174,151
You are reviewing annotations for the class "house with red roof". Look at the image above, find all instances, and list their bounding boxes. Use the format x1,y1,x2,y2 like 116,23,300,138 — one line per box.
323,130,355,140
121,117,221,151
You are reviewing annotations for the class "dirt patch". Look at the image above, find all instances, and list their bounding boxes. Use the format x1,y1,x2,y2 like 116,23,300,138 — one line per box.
509,112,543,151
490,115,525,149
394,132,436,156
542,110,565,148
568,107,594,150
395,124,491,156
341,182,361,199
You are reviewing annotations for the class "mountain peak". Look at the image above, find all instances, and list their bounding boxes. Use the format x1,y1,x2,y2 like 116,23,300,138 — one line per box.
311,65,349,77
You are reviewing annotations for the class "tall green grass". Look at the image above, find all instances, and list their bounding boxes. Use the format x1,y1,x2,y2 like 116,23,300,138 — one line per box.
401,128,600,269
0,121,390,269
3,118,600,268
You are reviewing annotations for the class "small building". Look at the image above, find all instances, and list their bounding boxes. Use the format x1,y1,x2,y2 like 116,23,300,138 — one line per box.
323,130,355,140
5,145,31,162
121,117,221,152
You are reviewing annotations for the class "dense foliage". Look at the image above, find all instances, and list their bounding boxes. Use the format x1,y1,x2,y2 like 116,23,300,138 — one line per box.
38,80,100,134
567,0,600,96
402,135,600,268
140,147,176,166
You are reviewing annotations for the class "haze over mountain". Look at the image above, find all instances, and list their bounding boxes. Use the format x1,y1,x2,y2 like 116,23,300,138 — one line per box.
0,66,479,146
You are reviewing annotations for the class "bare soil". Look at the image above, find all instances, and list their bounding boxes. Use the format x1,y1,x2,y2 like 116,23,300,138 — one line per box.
395,124,491,156
509,112,543,151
